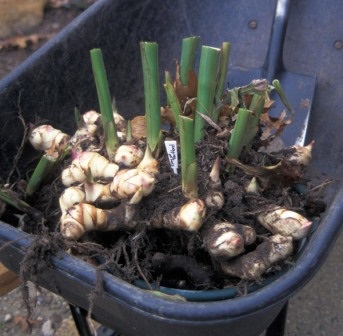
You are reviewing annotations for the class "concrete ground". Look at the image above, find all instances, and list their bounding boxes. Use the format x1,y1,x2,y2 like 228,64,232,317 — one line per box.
284,234,343,336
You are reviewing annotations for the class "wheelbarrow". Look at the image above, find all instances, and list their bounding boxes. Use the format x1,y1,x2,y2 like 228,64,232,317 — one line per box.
0,0,342,335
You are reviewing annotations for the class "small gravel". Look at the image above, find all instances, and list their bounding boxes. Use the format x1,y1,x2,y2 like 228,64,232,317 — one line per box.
0,282,72,335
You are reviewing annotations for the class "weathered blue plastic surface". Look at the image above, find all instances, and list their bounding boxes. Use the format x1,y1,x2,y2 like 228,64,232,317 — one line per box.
0,0,342,335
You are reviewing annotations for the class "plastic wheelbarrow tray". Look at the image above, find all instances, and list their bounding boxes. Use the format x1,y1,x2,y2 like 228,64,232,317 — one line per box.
0,0,342,335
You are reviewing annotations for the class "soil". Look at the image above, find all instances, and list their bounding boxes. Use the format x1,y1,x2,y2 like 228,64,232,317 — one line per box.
0,2,98,335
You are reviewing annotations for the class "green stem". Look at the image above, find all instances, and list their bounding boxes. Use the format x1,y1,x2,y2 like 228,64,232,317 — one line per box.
140,42,162,154
74,106,82,128
165,70,172,85
194,46,221,142
249,94,265,126
227,108,252,160
215,42,231,105
111,96,119,114
244,94,265,150
126,120,132,142
272,79,294,119
179,116,198,199
90,48,119,159
180,36,200,86
0,188,43,221
164,81,182,131
26,154,58,196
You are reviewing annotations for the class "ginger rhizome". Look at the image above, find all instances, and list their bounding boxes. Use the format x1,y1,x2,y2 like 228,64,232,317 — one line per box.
257,207,312,240
53,106,164,241
204,222,256,259
150,199,206,232
61,151,119,186
60,201,138,240
29,124,70,154
220,234,293,280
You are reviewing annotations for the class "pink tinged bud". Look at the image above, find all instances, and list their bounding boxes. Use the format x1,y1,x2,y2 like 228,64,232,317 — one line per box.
137,146,159,175
82,181,116,205
257,207,312,240
208,231,244,259
29,124,69,153
111,169,155,200
114,145,144,168
205,222,256,259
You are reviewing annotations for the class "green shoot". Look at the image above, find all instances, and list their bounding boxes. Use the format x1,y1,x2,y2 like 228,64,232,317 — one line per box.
215,42,231,106
164,81,182,131
227,108,252,161
194,46,221,142
74,106,83,128
165,70,172,106
0,188,43,222
140,42,162,155
111,96,119,114
126,120,132,142
272,79,294,119
180,36,200,86
165,70,172,85
90,48,119,160
244,94,265,150
179,116,198,199
26,153,58,196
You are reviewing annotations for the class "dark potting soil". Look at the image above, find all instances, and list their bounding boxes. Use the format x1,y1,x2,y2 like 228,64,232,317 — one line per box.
3,127,327,294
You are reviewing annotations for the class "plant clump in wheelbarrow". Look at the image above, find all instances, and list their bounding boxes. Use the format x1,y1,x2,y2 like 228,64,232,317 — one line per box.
0,37,325,292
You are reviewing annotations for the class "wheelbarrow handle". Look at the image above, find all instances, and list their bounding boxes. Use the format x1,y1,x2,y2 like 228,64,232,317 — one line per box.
265,0,292,82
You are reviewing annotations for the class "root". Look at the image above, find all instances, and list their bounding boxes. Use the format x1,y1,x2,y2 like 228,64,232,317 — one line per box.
6,94,30,184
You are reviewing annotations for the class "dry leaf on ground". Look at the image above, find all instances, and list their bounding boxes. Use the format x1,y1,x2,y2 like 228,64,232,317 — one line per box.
0,34,53,51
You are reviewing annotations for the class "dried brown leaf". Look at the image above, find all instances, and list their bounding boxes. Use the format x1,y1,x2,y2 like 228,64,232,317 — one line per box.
0,34,53,51
14,315,41,333
174,62,197,114
131,116,146,139
196,111,222,132
260,109,292,145
226,157,304,189
160,106,175,125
